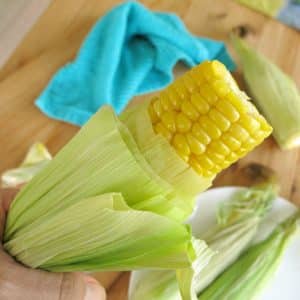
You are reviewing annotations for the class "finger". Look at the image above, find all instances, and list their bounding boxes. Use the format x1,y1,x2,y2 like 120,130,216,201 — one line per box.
83,275,107,300
0,188,19,242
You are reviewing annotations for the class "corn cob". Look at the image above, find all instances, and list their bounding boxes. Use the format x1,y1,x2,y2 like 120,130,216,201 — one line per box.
148,61,272,178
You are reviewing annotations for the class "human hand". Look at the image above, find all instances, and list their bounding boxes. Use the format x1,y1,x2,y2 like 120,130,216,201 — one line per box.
0,188,106,300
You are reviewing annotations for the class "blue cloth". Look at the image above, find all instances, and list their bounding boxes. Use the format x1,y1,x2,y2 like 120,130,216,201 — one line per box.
36,1,235,126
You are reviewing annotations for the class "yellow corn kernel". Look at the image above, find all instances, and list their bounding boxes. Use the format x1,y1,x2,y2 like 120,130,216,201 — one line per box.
148,103,159,124
190,66,207,85
212,80,230,98
160,93,172,111
222,134,241,151
152,98,164,118
191,93,210,114
242,137,257,149
203,169,215,177
228,124,250,142
173,80,189,100
226,91,248,114
167,88,181,111
161,111,176,133
176,149,190,163
176,113,192,133
199,116,222,140
210,60,228,78
172,134,191,156
183,75,198,93
192,123,211,145
256,115,273,133
186,133,206,155
196,155,214,170
209,109,231,131
252,130,269,142
236,147,248,157
226,152,239,162
200,84,218,105
206,149,225,165
181,100,199,121
209,140,230,156
154,122,173,141
189,156,204,175
216,100,240,122
239,114,261,133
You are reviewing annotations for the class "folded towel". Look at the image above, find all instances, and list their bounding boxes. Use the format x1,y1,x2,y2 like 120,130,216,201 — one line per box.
36,1,235,126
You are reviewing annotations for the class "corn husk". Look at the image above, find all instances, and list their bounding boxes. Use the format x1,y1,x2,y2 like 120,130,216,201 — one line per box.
128,177,276,300
129,239,214,300
4,106,198,271
5,193,195,272
199,211,300,300
235,0,284,17
232,35,300,149
1,143,52,187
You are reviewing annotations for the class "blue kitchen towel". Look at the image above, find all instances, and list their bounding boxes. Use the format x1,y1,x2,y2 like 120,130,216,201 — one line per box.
36,1,235,126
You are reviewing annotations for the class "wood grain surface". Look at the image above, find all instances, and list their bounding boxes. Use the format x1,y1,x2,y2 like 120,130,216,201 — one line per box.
1,0,300,298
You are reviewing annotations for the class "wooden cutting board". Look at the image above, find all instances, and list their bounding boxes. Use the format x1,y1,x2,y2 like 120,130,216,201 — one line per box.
1,0,300,298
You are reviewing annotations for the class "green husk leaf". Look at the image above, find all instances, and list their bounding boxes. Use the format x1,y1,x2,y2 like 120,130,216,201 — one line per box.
4,106,197,271
129,239,214,300
199,211,300,300
129,181,276,300
5,193,195,271
235,0,284,17
1,143,52,187
231,35,300,149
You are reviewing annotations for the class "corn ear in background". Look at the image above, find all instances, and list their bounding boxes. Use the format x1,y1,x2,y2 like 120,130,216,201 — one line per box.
232,35,300,149
199,211,300,300
128,180,276,300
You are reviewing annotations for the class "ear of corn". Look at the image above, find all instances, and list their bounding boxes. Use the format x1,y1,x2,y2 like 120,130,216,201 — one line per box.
4,61,271,275
199,211,300,300
232,35,300,149
195,181,277,293
146,60,272,177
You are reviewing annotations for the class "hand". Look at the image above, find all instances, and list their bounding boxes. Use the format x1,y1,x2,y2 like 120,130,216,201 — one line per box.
0,188,106,300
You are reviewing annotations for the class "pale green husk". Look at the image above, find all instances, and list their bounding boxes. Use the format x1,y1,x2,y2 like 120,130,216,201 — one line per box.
128,183,276,300
1,143,52,187
199,211,300,300
4,106,200,271
129,239,214,300
5,193,194,272
235,0,284,17
232,35,300,149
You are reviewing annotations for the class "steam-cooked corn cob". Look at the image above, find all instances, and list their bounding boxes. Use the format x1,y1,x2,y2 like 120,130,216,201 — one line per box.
148,60,272,178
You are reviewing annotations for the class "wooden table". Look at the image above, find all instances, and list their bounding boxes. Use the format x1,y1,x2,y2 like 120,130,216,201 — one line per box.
1,0,300,298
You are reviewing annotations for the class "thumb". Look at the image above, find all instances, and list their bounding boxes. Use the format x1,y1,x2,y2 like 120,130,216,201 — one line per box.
83,275,107,300
59,273,106,300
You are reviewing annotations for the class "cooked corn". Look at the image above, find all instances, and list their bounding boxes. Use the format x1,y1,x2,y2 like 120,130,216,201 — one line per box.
149,60,272,177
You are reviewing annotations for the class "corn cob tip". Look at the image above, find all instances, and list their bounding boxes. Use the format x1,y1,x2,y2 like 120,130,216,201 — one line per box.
149,60,272,178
